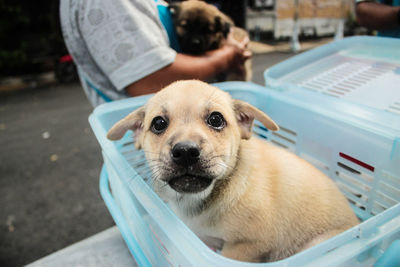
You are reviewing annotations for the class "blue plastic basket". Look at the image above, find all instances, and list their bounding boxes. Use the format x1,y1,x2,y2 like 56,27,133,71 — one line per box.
264,36,400,117
89,37,400,266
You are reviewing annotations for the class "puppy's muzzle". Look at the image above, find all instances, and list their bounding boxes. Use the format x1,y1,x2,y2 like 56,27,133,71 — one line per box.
168,141,212,194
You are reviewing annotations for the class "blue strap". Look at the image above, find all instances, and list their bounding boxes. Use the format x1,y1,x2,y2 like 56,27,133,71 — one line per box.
85,78,112,103
155,0,181,52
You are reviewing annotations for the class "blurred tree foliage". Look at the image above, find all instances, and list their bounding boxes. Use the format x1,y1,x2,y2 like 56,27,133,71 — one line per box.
0,0,65,77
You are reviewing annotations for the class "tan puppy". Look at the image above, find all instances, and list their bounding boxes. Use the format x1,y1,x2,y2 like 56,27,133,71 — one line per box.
107,80,359,262
169,0,252,81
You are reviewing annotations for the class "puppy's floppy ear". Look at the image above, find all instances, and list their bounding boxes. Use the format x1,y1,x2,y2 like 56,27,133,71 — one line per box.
233,99,279,139
215,16,231,37
222,22,231,37
215,16,222,31
107,106,146,149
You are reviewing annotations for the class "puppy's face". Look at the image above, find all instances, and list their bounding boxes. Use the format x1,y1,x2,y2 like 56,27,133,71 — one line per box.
169,1,233,54
107,81,278,198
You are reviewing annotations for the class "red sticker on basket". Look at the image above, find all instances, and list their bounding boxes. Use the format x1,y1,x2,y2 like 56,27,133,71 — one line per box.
339,152,375,172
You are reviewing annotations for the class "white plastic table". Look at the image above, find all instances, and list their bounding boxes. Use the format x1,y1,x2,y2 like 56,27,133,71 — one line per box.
27,227,138,267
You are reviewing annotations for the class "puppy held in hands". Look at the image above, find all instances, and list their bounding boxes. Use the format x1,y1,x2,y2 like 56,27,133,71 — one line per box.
169,0,252,81
107,80,359,262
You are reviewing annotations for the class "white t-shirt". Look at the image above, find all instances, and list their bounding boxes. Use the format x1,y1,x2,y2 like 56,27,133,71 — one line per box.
60,0,177,107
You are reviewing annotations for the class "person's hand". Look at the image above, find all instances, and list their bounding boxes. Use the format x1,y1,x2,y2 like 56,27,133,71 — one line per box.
226,29,250,51
202,29,252,79
223,30,252,75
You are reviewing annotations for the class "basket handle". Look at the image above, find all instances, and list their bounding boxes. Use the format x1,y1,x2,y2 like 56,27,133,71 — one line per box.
99,165,151,267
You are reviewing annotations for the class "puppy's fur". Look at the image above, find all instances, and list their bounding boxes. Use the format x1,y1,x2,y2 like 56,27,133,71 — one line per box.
169,0,252,81
107,80,359,262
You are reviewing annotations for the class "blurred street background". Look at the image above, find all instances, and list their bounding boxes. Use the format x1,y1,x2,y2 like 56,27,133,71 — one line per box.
0,0,372,266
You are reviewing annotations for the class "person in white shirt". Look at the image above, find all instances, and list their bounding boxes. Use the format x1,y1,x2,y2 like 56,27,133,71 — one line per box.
60,0,250,107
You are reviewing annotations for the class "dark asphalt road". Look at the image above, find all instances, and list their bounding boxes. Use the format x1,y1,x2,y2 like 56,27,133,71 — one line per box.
0,51,295,266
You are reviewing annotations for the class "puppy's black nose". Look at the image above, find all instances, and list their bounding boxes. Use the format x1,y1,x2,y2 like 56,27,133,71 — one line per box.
171,141,200,167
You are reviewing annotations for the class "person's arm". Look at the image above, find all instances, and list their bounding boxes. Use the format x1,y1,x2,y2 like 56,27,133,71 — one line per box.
125,36,250,97
356,1,400,30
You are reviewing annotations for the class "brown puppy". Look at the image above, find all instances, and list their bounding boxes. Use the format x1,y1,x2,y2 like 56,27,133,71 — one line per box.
107,80,359,262
169,0,252,81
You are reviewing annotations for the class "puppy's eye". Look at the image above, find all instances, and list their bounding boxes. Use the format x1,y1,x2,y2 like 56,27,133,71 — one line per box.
151,116,168,134
207,112,225,130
